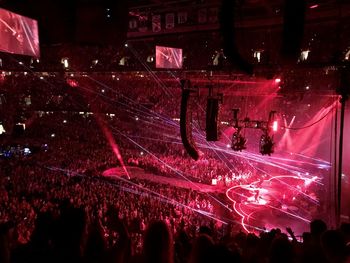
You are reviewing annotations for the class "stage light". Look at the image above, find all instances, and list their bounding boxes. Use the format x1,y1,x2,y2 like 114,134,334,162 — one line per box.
231,130,246,151
66,79,78,87
0,124,6,135
119,57,128,66
259,133,274,155
147,56,154,63
310,4,319,8
61,58,69,69
24,148,31,155
345,49,350,60
305,86,310,90
274,78,281,84
268,111,278,133
272,120,278,132
300,50,310,61
253,50,262,63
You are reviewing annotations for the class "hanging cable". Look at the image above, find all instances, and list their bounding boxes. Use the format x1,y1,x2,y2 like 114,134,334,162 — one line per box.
282,105,336,130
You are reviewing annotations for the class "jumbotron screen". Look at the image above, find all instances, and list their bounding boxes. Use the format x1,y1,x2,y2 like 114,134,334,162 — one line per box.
155,46,183,69
0,8,40,57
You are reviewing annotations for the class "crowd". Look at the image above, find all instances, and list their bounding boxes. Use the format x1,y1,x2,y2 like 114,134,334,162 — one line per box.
0,67,344,263
0,72,330,188
1,158,350,263
129,153,256,185
0,113,344,263
0,7,348,261
0,158,220,248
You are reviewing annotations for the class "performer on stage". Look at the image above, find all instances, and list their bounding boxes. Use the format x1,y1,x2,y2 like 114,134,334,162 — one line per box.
254,178,264,202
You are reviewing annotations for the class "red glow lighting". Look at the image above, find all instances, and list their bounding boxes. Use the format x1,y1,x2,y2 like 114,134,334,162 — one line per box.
66,78,78,87
310,4,319,9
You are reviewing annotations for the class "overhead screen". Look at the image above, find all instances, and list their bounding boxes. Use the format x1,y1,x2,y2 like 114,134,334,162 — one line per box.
155,46,183,69
0,8,40,57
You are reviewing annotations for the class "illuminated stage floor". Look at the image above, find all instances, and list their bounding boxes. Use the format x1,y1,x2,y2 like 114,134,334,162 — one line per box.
226,175,320,235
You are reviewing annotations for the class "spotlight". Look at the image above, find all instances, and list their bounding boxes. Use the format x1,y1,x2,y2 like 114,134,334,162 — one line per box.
231,130,246,151
272,120,278,132
259,133,274,156
61,58,69,69
300,50,310,61
268,111,278,133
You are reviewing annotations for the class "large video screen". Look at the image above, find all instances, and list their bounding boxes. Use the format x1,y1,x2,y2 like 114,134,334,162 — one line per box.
0,8,40,57
156,46,182,69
